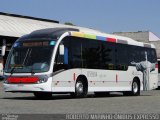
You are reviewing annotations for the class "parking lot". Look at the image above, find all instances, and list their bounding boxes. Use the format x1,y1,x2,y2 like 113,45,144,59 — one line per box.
0,81,160,114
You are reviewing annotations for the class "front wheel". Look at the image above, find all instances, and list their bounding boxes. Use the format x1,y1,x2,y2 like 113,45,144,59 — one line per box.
71,78,88,98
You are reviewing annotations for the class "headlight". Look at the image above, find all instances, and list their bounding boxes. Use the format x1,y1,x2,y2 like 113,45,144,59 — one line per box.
3,79,8,84
3,76,8,84
37,75,48,84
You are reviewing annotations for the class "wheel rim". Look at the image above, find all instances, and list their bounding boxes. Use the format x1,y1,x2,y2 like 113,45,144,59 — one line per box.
76,81,83,94
133,82,138,93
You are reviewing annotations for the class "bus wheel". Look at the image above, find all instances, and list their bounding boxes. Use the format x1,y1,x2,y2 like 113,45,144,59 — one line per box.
124,79,140,96
33,92,52,99
131,80,140,96
94,92,110,97
73,78,88,98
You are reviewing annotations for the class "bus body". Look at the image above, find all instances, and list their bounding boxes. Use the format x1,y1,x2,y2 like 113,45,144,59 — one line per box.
157,60,160,87
3,28,158,98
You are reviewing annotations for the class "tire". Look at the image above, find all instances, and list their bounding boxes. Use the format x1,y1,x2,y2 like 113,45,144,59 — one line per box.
71,78,88,98
94,92,110,97
131,80,140,96
33,92,52,99
123,80,140,96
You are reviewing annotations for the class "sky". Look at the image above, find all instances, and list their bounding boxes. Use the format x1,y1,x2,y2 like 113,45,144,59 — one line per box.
0,0,160,37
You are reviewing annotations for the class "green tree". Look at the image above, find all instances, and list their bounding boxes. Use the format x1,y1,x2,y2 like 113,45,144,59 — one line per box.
64,22,75,26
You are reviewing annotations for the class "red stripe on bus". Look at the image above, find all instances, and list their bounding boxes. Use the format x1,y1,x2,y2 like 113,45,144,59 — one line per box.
156,64,158,68
73,73,76,81
107,38,116,43
7,77,39,83
116,74,118,83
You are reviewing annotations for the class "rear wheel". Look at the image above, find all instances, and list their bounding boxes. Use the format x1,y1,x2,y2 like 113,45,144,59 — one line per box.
123,79,140,96
33,92,52,99
131,80,140,96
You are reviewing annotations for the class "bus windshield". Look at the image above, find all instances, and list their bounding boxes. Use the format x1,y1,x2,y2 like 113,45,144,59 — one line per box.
5,40,55,73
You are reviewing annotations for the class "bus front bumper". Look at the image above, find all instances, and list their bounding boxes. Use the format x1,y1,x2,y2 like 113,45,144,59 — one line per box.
3,81,52,92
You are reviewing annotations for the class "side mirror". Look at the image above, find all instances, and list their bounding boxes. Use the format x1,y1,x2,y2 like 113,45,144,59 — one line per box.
59,44,64,55
1,45,6,56
1,39,6,56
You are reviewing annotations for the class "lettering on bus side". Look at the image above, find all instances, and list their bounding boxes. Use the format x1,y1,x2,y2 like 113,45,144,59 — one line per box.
99,74,107,78
87,71,97,77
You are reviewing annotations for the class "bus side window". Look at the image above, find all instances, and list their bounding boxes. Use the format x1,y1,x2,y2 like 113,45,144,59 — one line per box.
64,47,68,65
53,46,69,72
115,44,128,70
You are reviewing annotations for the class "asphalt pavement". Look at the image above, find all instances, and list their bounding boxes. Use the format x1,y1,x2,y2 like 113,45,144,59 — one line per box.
0,81,160,114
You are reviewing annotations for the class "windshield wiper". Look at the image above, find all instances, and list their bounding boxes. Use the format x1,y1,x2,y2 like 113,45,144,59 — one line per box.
10,67,16,75
26,49,35,75
22,49,30,66
10,65,24,76
30,65,35,75
9,49,30,76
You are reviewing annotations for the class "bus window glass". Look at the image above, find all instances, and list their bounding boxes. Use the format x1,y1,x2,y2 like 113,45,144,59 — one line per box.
115,44,128,70
5,41,54,73
101,42,115,70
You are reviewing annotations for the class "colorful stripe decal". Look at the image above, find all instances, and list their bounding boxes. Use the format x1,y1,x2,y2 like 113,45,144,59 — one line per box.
84,34,96,39
71,32,84,38
107,37,116,43
96,36,106,41
70,32,152,48
71,32,117,43
117,39,128,44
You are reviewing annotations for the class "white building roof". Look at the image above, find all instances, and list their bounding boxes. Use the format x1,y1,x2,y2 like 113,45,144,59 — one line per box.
0,12,105,38
0,12,61,37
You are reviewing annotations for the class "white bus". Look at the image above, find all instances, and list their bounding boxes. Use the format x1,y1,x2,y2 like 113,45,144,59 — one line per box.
158,60,160,87
3,28,158,98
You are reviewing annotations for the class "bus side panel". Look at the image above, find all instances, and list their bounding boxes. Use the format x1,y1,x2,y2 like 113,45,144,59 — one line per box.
51,69,81,92
51,67,144,93
82,66,142,92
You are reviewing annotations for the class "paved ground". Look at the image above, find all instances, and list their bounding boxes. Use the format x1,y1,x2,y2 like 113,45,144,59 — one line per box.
0,81,160,114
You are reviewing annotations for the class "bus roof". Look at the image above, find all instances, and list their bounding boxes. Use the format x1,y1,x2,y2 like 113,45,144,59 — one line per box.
74,28,155,48
17,28,79,41
17,27,155,49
